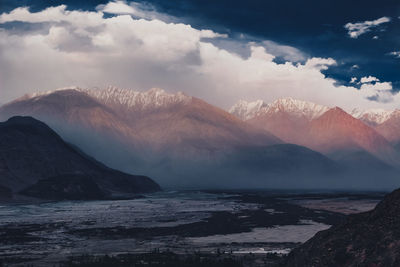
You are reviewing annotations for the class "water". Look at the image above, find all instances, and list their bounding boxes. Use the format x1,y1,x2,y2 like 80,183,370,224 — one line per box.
0,190,383,266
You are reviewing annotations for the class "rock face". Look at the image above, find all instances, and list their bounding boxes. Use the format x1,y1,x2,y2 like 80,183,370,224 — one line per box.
0,116,160,200
308,107,399,165
376,110,400,144
284,188,400,267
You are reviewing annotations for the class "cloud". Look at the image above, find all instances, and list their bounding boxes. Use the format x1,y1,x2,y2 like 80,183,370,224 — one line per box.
261,40,306,62
0,2,398,110
360,76,379,83
344,17,391,38
96,0,179,22
356,76,395,102
350,77,357,83
360,81,395,103
388,51,400,58
0,5,104,27
98,1,137,15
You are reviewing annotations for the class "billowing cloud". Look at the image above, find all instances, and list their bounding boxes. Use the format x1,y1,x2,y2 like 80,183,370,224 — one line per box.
344,17,391,38
360,76,380,83
360,81,395,103
0,2,397,111
0,5,104,27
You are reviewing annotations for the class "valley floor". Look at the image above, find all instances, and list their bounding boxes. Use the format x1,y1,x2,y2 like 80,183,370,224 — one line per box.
0,190,384,266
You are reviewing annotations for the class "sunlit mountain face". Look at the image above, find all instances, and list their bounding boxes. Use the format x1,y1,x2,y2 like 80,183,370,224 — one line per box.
1,87,400,190
1,1,400,266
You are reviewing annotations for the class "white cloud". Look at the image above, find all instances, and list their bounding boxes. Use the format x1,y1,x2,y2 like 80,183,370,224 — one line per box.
360,81,395,103
304,57,336,70
344,16,391,38
350,77,357,83
360,76,380,83
388,51,400,58
96,1,179,22
360,82,392,91
97,1,137,15
357,77,395,103
0,5,104,27
0,2,398,110
261,40,306,62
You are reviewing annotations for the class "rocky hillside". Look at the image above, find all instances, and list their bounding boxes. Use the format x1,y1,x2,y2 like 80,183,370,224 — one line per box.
0,116,160,201
284,188,400,266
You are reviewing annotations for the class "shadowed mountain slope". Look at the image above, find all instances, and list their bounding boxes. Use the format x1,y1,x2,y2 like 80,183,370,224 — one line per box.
284,188,400,267
0,116,160,201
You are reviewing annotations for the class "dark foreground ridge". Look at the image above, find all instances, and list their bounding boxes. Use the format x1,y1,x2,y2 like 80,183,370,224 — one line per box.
284,188,400,267
0,116,160,201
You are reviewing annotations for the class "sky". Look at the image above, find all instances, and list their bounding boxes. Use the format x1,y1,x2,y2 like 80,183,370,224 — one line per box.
0,0,399,110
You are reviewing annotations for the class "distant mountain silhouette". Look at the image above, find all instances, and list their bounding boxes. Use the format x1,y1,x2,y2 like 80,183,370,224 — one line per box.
0,116,160,201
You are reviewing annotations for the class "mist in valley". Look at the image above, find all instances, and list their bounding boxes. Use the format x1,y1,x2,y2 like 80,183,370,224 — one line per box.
24,114,399,191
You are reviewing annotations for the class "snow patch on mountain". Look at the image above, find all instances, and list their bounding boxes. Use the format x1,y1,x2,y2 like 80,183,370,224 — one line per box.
23,86,192,111
82,86,191,111
230,98,330,121
350,108,395,125
229,99,268,120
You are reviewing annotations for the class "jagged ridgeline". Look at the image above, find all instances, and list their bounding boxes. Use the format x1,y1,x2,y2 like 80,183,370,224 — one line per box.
0,87,399,189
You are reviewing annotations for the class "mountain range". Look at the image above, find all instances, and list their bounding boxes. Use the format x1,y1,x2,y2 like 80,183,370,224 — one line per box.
1,87,399,189
230,98,400,166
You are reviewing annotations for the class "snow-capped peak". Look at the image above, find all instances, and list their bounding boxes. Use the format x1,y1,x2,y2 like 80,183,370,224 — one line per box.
267,98,330,120
82,86,192,111
230,97,330,121
22,86,191,111
350,108,396,125
229,99,268,120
